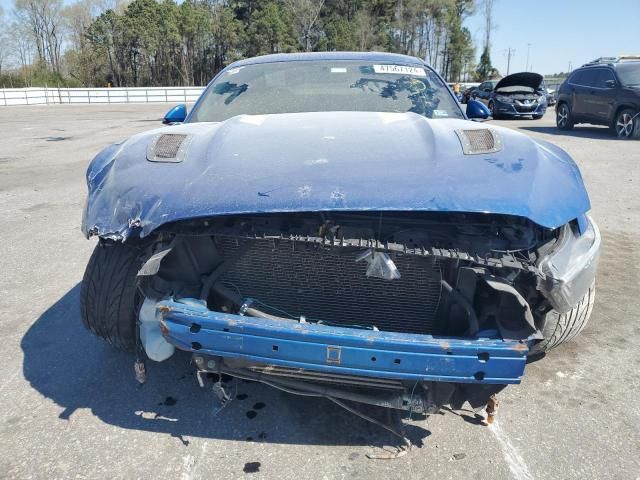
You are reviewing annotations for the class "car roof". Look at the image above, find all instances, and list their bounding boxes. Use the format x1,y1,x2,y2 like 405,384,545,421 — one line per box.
227,51,426,69
581,59,640,69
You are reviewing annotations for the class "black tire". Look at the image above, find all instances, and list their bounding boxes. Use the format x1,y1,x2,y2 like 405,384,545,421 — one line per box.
488,101,500,120
80,241,146,351
612,108,638,139
556,102,574,130
530,284,595,355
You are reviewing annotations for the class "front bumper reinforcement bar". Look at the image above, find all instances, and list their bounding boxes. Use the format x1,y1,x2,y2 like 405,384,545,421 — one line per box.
158,299,528,384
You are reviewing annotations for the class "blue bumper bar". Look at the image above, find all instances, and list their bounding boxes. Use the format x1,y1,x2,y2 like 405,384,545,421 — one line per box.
159,299,528,384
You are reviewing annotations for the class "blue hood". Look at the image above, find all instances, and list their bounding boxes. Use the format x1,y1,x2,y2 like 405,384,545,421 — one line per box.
83,111,591,239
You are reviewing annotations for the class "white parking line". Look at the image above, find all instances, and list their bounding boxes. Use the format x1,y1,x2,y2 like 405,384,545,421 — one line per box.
490,420,535,480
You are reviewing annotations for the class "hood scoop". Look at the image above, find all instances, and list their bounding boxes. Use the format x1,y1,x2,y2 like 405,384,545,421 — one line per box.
147,133,190,162
455,128,503,155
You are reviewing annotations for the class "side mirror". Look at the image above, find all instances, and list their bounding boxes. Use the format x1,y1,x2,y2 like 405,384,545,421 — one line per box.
605,79,616,88
466,99,491,121
163,104,187,124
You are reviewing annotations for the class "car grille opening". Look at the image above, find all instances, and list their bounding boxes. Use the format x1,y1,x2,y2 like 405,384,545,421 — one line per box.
216,237,443,335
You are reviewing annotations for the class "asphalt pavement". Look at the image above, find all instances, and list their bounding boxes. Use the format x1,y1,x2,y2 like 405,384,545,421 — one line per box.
0,105,638,479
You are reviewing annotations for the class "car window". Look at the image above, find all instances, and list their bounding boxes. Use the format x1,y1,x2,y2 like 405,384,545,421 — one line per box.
570,70,590,86
595,69,616,88
616,63,640,86
189,60,464,122
580,69,599,87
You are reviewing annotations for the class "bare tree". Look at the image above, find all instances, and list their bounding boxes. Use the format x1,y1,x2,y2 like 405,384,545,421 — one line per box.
64,0,100,51
7,21,35,84
0,6,5,75
482,0,494,50
284,0,325,52
14,0,65,73
354,8,375,51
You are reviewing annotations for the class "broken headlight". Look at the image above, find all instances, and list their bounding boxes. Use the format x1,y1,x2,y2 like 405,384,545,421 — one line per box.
538,215,600,313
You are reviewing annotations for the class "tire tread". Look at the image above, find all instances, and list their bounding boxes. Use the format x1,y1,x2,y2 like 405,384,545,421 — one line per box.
80,241,145,351
532,284,595,354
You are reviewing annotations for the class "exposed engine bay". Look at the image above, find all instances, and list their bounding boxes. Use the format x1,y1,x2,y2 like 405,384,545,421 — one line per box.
140,211,556,341
129,211,570,430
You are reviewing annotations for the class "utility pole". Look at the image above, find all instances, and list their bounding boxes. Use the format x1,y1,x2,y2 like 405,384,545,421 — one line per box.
506,48,515,75
526,43,532,71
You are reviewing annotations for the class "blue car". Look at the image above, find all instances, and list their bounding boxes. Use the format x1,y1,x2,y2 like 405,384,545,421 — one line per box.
80,52,599,427
478,72,548,119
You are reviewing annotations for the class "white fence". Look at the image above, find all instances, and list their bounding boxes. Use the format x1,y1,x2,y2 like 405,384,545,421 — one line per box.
0,86,205,106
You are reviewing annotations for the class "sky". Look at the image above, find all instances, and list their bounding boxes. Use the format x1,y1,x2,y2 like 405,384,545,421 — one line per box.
1,0,639,76
463,0,640,75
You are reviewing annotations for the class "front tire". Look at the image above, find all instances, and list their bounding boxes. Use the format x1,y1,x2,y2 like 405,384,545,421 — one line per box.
613,108,638,139
556,103,574,130
80,241,146,351
488,101,499,119
530,284,595,355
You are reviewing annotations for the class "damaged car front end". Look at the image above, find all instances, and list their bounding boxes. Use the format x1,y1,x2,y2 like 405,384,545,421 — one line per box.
80,52,599,434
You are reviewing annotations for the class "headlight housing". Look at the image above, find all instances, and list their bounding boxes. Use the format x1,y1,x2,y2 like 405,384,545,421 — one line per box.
495,95,512,103
537,215,600,313
538,95,547,104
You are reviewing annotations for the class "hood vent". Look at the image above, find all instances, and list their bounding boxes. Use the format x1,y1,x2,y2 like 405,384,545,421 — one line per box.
147,133,190,162
455,128,503,155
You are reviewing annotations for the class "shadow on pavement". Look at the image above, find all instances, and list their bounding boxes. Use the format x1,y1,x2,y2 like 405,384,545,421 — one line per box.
518,125,620,140
21,284,430,448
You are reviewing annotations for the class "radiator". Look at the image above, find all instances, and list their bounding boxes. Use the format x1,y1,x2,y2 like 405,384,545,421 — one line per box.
217,237,442,335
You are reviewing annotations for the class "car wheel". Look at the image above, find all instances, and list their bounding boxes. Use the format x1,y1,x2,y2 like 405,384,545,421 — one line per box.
529,283,595,356
80,240,146,351
556,103,574,130
613,108,638,139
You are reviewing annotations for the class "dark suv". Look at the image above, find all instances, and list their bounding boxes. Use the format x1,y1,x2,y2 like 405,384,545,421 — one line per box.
556,60,640,138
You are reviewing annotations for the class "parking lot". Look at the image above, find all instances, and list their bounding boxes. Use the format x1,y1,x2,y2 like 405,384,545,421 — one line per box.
0,104,639,479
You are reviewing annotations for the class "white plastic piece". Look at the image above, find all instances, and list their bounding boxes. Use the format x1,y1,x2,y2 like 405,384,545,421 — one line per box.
355,249,401,280
139,297,175,362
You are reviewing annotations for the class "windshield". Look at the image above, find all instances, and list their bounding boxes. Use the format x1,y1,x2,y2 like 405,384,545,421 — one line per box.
616,63,640,86
189,60,464,122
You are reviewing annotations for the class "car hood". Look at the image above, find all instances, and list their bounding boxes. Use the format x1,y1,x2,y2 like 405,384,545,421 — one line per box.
82,111,591,240
495,72,544,92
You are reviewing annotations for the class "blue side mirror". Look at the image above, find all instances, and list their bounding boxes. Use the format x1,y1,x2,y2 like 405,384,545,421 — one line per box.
163,104,187,124
466,100,491,121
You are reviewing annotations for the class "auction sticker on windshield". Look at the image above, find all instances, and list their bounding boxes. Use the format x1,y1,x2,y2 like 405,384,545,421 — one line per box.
373,65,426,76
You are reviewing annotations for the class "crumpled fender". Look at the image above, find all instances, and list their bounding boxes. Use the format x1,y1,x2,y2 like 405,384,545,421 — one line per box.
82,111,591,240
